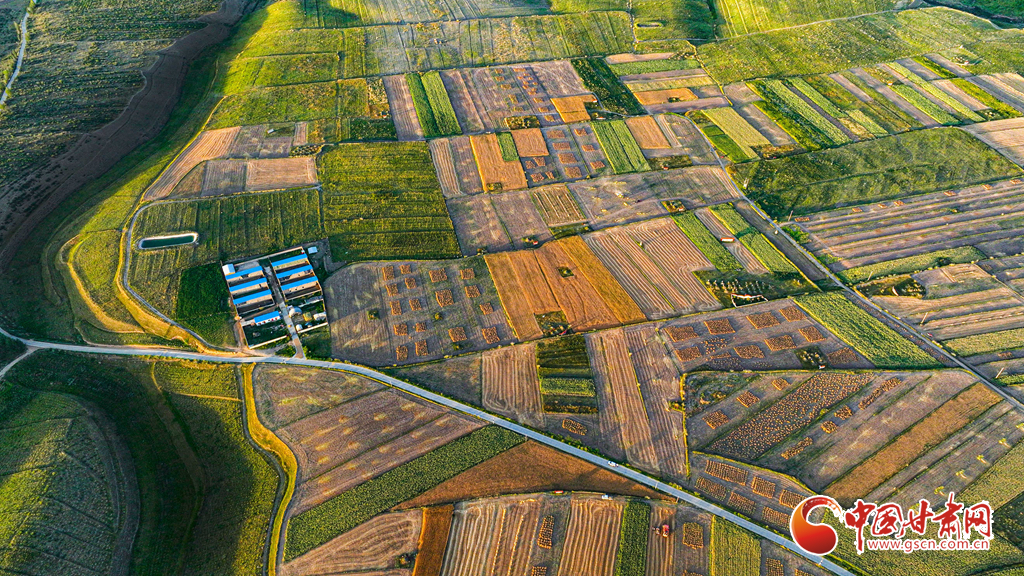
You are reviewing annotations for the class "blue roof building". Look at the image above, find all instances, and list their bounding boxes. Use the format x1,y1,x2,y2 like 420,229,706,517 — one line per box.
271,254,308,269
252,311,281,326
233,289,272,306
280,278,319,293
229,278,268,294
276,264,313,280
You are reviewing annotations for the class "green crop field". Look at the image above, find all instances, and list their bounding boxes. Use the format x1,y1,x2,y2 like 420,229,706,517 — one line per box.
795,292,940,368
209,82,338,129
672,213,743,272
285,426,524,559
892,84,960,125
837,247,986,284
945,327,1024,357
237,8,634,74
732,128,1022,218
804,73,920,136
753,80,851,147
2,353,277,574
537,334,599,413
699,8,1004,84
593,120,650,174
710,205,800,275
689,110,757,163
175,262,234,346
709,517,760,576
572,58,645,116
614,500,651,576
632,0,714,43
421,71,462,136
130,188,323,316
608,58,703,76
714,0,899,37
888,62,983,122
318,142,460,260
497,132,519,162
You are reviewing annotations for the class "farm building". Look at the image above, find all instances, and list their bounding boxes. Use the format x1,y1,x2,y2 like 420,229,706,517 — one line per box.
271,253,309,270
241,310,281,327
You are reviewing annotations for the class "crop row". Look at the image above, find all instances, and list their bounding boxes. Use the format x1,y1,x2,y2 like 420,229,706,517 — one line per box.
284,426,524,559
592,120,649,174
672,213,743,272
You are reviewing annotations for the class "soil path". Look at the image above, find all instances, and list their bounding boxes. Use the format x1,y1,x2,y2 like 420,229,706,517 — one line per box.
0,0,256,266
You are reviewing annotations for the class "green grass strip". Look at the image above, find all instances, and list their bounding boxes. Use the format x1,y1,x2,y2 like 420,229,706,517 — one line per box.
614,500,651,576
762,80,851,146
671,213,742,272
608,58,701,76
284,426,524,559
422,71,461,136
708,204,755,237
539,377,597,397
795,292,940,369
593,120,650,174
912,56,956,80
496,132,518,162
951,79,1022,118
789,77,847,120
847,109,888,137
837,246,985,284
944,327,1024,357
888,62,983,122
406,73,440,137
741,233,800,275
892,84,959,125
709,517,760,576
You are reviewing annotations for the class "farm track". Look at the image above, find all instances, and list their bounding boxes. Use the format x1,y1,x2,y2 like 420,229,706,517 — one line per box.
0,325,856,576
0,9,28,107
684,103,1024,420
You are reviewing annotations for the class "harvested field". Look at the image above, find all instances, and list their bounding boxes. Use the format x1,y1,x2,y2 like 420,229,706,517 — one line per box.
280,511,421,575
482,344,544,428
398,441,665,510
585,217,719,319
484,253,544,340
789,175,1024,275
534,241,621,331
412,506,453,576
826,382,1001,503
625,115,671,149
201,159,245,195
245,156,317,191
590,329,660,473
965,117,1024,165
634,88,697,105
292,413,483,512
385,75,424,141
532,185,586,226
441,496,543,576
430,139,462,198
146,127,240,200
707,372,874,461
559,236,646,324
449,195,514,255
471,133,528,191
327,259,515,366
551,95,595,123
253,364,382,430
512,128,550,157
556,495,624,576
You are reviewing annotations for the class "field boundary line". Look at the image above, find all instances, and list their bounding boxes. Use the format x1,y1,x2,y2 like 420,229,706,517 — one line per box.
0,324,853,576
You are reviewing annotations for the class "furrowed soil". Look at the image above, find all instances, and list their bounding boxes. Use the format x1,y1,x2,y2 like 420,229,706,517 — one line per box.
396,441,666,509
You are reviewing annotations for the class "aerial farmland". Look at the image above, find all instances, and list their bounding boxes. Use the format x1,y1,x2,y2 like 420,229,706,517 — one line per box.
4,0,1024,573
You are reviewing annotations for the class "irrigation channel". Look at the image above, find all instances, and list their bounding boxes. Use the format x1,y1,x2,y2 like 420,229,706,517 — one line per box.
0,324,854,576
0,8,29,107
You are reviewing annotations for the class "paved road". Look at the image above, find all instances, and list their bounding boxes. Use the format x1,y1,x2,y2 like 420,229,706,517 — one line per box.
0,9,29,107
685,114,1024,414
0,325,851,575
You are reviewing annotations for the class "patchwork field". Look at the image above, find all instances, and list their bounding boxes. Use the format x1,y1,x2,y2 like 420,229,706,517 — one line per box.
324,258,515,365
966,116,1024,165
792,178,1024,280
688,367,1024,510
484,238,642,339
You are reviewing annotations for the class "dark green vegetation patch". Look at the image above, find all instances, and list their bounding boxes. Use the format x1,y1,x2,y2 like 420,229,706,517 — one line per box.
537,334,599,413
733,128,1022,218
615,500,652,576
285,426,524,559
318,142,460,261
1,353,277,574
176,262,232,344
795,292,940,368
571,58,645,116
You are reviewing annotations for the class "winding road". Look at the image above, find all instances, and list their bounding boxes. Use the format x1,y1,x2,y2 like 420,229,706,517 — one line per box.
0,325,852,576
0,8,29,107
